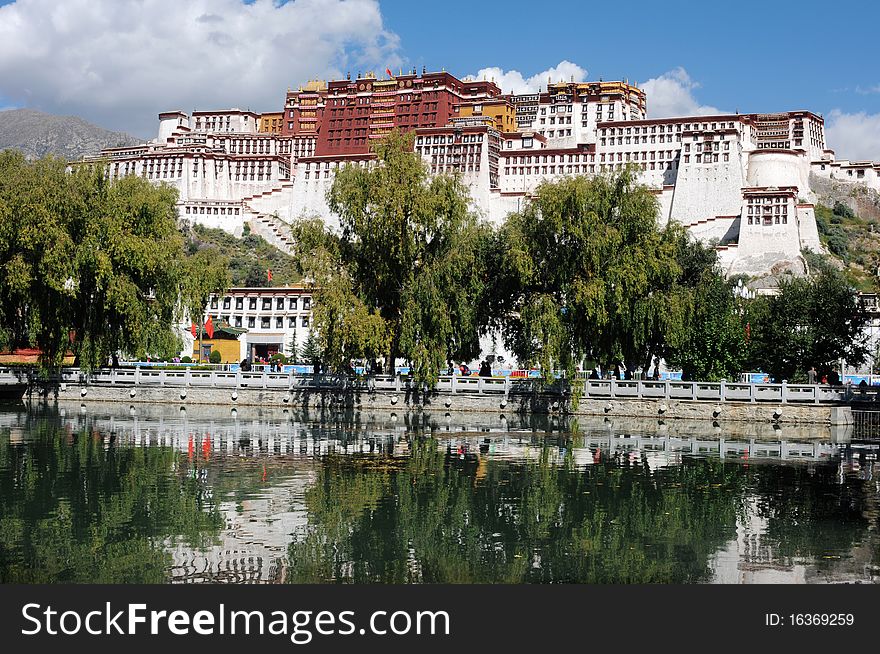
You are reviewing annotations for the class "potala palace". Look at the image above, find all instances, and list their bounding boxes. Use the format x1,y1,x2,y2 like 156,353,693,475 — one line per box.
87,69,880,277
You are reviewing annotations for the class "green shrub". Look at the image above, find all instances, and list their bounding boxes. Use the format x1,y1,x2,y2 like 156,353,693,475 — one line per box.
270,352,287,364
180,355,192,363
826,232,849,259
209,350,222,364
833,201,854,219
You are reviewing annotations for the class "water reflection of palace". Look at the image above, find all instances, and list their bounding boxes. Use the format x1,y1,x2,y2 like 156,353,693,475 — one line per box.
3,401,877,585
167,471,315,584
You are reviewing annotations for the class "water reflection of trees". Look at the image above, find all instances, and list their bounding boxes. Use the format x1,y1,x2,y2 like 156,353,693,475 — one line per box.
0,419,222,583
288,438,751,583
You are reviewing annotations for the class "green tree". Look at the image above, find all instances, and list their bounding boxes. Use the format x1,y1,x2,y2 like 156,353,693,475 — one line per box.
0,152,77,363
667,272,749,381
292,130,490,384
299,331,323,368
495,169,695,377
0,153,229,369
748,266,870,381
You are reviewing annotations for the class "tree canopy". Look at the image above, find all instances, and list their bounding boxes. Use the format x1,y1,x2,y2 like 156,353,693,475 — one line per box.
291,130,492,384
0,151,228,368
493,169,711,376
746,264,871,382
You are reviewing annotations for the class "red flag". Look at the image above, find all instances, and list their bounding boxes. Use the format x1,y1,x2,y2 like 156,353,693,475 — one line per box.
267,268,273,282
190,322,197,338
205,316,215,339
385,67,393,78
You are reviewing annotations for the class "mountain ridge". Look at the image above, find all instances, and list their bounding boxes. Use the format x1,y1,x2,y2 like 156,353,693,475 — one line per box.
0,108,142,160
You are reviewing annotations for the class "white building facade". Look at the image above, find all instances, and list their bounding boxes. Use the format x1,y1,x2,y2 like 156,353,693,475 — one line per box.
91,74,880,278
205,286,314,362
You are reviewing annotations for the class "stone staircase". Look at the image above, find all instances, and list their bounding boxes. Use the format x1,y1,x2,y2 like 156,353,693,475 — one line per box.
243,206,294,255
240,181,296,255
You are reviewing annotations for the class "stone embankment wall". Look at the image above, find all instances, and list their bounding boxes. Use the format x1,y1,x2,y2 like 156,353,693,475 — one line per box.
30,382,851,426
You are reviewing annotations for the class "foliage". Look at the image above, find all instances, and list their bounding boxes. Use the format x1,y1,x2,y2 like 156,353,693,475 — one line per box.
833,200,855,220
667,272,750,381
208,349,222,364
493,169,705,377
180,356,192,364
813,202,880,291
0,152,228,369
270,352,287,364
814,204,849,260
299,331,322,368
188,224,299,288
179,247,231,326
746,265,870,381
291,130,491,384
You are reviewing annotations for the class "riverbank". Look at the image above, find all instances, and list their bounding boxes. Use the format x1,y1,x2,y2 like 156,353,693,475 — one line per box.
16,377,853,427
3,398,851,443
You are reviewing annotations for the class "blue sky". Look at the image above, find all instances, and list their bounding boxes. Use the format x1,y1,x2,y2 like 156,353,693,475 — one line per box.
1,0,879,157
381,0,880,117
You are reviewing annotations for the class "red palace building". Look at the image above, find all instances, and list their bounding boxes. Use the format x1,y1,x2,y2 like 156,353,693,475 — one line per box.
282,69,503,158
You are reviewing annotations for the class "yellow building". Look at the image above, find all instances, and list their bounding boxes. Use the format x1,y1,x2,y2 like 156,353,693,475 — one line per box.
258,111,284,134
192,323,247,363
458,99,517,133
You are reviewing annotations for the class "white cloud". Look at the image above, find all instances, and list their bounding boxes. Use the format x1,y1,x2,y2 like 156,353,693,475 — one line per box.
0,0,401,137
466,61,588,94
825,109,880,161
855,85,880,95
641,67,721,118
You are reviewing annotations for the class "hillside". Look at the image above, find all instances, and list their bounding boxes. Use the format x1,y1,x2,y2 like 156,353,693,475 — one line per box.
0,108,142,160
187,224,302,288
808,175,880,292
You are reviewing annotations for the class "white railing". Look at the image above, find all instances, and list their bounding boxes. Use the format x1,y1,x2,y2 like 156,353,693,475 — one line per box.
0,366,872,404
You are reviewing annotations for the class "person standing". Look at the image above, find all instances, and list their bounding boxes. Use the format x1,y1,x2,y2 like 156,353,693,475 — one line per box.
807,366,817,384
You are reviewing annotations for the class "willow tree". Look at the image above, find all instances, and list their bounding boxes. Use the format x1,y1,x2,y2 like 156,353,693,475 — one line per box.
496,168,694,376
0,151,77,363
0,152,228,368
292,130,491,384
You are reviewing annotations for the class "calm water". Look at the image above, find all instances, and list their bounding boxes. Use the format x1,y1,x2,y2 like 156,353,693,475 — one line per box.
0,402,878,584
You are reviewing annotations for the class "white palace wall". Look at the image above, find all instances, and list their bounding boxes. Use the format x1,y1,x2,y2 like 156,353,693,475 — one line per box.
95,103,880,281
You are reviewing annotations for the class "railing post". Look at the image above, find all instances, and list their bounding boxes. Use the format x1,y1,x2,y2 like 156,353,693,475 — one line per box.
720,379,726,402
236,370,242,388
664,379,670,400
451,374,457,394
691,381,697,401
160,370,166,387
781,380,788,403
610,377,617,399
184,367,191,387
263,370,268,389
478,377,484,394
134,366,140,385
